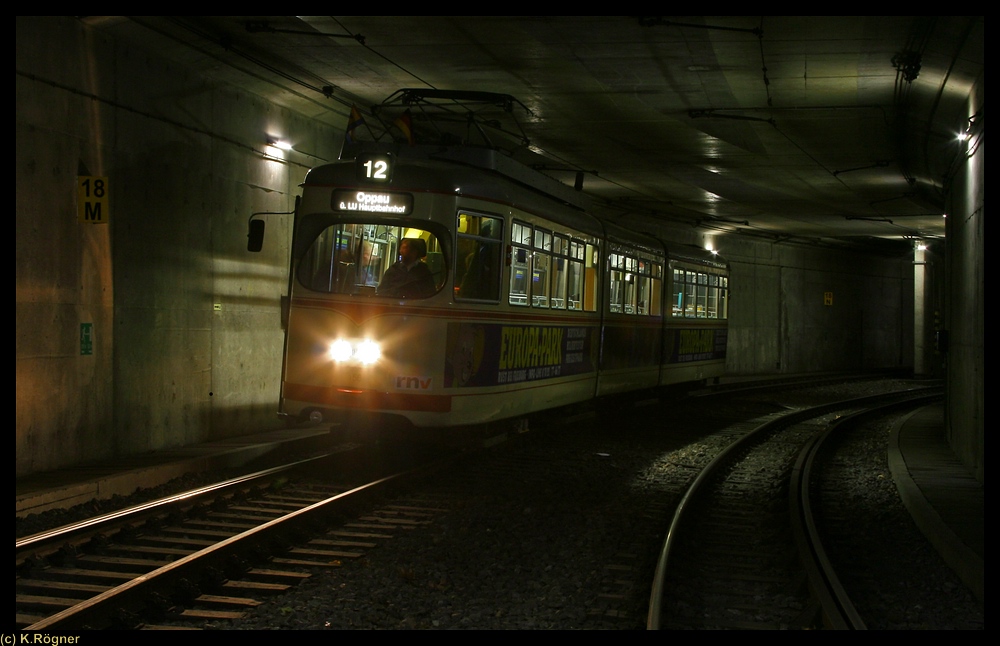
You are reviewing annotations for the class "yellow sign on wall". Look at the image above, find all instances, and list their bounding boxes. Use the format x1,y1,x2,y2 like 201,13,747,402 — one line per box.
824,291,834,306
78,176,109,223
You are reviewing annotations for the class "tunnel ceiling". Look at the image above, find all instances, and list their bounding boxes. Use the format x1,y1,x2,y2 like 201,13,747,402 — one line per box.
82,16,983,252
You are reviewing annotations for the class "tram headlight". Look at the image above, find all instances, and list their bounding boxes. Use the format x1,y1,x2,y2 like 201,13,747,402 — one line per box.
328,338,382,364
355,339,381,364
329,339,354,362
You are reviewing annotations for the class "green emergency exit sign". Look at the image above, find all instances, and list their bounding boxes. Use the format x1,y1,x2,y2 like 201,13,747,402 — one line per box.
80,323,93,355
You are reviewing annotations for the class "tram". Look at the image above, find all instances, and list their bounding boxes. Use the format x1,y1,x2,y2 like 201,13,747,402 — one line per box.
249,91,728,432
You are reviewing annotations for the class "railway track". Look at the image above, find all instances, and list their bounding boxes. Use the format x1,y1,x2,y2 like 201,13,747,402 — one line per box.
17,376,964,630
16,448,459,630
646,387,943,629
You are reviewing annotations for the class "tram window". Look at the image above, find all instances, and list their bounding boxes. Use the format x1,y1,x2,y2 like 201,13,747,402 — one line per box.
583,243,600,312
706,274,719,318
608,254,661,316
682,272,696,316
298,223,442,298
511,220,532,246
635,260,647,315
506,223,597,313
636,274,648,315
624,256,638,314
608,254,649,315
509,221,531,306
456,212,502,301
534,228,552,252
550,258,566,309
608,253,625,313
645,260,662,316
669,266,728,319
648,274,661,316
671,268,683,316
531,228,552,308
549,235,569,310
623,273,636,314
566,240,584,311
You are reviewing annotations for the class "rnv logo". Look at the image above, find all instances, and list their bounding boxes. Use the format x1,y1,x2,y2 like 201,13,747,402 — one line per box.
394,376,432,390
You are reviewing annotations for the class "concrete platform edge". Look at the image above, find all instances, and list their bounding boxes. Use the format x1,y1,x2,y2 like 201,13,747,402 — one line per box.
888,407,984,604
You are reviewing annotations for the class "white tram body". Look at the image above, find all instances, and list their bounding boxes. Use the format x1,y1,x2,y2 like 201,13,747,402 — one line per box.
275,143,728,430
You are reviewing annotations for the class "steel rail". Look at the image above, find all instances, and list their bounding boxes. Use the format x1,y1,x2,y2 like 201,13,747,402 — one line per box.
789,391,943,630
646,385,942,630
17,453,333,554
23,453,454,631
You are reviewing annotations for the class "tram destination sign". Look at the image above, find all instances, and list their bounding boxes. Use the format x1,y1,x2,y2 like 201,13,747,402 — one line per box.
332,190,413,215
356,152,395,183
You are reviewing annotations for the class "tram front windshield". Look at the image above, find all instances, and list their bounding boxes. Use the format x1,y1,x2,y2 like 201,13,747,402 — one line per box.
298,223,445,298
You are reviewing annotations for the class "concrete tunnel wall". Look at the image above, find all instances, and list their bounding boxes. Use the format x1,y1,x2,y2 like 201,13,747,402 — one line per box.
17,16,923,477
17,16,339,476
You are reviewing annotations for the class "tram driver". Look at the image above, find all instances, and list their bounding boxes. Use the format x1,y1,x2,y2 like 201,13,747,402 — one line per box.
377,237,436,298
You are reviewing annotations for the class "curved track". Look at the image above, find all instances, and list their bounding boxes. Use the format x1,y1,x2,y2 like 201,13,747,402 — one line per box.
647,387,942,629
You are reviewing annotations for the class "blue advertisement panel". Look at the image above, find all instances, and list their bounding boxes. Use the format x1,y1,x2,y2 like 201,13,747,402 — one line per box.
445,322,596,388
664,327,728,363
599,323,661,370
